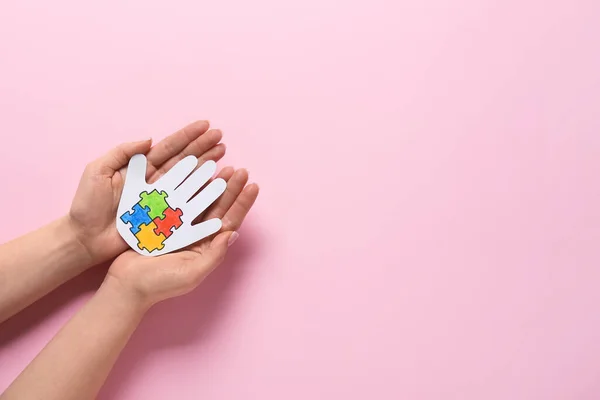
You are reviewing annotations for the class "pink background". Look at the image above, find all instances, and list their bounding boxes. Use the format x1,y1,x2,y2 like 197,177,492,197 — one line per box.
1,0,599,398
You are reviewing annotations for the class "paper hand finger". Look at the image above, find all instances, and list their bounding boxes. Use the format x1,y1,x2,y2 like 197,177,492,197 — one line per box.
122,154,148,196
154,155,198,192
167,218,223,251
173,160,217,202
183,179,227,223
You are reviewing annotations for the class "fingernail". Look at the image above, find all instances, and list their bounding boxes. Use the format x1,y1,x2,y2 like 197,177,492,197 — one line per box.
228,232,239,247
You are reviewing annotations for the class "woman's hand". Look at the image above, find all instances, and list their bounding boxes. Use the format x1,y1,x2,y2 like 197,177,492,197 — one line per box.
104,167,259,307
0,127,258,400
68,120,226,266
1,168,257,399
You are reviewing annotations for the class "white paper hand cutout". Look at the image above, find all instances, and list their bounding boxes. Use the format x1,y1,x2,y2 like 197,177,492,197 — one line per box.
116,154,227,256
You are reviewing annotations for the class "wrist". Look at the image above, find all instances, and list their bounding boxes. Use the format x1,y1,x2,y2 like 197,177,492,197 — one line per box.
54,215,95,272
99,274,153,316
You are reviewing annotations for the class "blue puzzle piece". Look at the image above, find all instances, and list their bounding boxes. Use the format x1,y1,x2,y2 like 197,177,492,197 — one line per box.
120,203,152,234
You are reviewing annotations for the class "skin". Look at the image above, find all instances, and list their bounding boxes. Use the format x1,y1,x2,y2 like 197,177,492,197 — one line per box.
0,121,259,399
0,120,224,322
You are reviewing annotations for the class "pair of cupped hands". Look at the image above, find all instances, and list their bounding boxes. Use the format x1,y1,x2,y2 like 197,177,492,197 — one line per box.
68,121,258,309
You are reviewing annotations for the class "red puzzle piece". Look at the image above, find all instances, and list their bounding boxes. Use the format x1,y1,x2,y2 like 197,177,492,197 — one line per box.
153,207,183,238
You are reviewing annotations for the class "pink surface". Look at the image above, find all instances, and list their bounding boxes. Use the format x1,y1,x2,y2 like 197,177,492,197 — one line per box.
1,0,599,398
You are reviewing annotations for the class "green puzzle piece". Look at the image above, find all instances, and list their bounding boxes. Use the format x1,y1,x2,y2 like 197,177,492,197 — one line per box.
139,189,169,219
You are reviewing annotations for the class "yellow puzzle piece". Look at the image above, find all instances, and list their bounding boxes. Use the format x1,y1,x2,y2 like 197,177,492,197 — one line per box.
135,221,166,252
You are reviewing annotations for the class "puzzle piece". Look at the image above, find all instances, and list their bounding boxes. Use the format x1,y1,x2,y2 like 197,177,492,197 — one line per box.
139,189,169,220
120,203,152,234
153,207,184,238
135,221,166,252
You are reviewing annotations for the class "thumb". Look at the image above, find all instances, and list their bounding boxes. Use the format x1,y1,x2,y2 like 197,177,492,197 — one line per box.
94,138,153,176
210,230,239,262
194,231,239,274
183,231,239,288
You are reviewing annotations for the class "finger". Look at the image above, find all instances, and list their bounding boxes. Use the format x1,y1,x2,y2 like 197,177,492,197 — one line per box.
216,166,235,181
204,169,249,220
149,141,226,184
191,166,234,224
123,154,148,190
145,120,210,167
196,142,226,165
183,178,227,223
174,160,218,202
221,183,259,231
167,218,223,255
93,139,152,176
147,129,223,182
189,219,223,247
182,129,223,159
154,155,198,191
